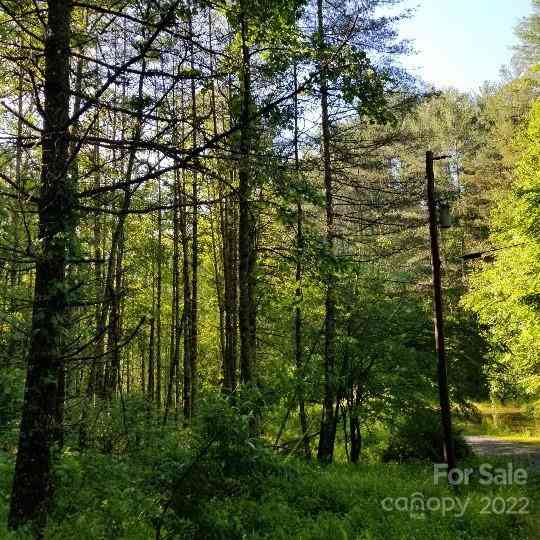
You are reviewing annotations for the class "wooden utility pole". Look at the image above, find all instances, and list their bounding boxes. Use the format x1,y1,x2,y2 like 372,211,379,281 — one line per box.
426,151,457,476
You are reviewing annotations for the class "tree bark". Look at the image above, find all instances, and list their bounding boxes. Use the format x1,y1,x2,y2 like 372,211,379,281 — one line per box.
165,166,181,421
293,64,311,461
208,8,227,383
317,0,338,464
148,316,155,402
238,4,257,385
223,182,238,393
189,13,199,416
105,221,124,397
180,167,192,419
156,180,163,407
9,0,73,532
350,413,361,463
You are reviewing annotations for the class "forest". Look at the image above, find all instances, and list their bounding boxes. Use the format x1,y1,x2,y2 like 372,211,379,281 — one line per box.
0,0,540,538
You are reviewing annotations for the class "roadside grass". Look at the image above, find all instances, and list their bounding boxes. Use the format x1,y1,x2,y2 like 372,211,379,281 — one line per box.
497,435,540,444
457,402,540,441
474,403,526,415
458,419,539,438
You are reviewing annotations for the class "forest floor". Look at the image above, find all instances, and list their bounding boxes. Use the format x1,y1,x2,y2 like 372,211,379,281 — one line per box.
1,402,539,539
1,447,539,539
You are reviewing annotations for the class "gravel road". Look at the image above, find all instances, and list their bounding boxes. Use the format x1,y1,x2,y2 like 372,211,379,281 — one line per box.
465,436,540,466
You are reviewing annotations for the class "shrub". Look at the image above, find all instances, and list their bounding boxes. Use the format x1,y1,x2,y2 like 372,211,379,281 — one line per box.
0,368,24,450
148,392,289,537
382,407,472,463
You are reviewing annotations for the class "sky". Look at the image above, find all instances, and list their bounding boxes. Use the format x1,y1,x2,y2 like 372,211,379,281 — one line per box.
397,0,533,92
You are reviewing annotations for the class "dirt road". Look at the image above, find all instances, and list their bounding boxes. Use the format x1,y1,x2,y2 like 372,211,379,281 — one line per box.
465,436,540,465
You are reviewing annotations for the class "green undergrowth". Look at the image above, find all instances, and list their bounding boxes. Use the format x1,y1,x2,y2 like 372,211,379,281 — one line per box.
1,398,538,539
457,401,540,440
0,448,538,539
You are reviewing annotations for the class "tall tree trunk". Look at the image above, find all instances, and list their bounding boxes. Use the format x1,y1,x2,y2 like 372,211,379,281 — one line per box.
224,189,238,393
293,64,311,461
211,203,226,359
165,166,181,422
180,168,192,419
148,316,155,403
208,8,227,381
177,81,192,420
110,225,125,395
126,348,131,394
9,0,73,532
238,4,256,384
316,0,338,464
52,43,83,450
189,13,199,416
156,180,163,407
79,133,102,450
349,398,362,464
7,57,24,348
104,193,125,400
213,16,237,394
140,332,146,396
91,139,103,394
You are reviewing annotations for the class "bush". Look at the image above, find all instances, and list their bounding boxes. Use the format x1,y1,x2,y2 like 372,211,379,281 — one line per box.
382,407,472,463
0,368,24,449
150,392,287,532
0,436,534,539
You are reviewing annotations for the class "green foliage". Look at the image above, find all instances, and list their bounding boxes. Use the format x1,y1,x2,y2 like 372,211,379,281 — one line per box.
1,394,536,539
382,407,472,463
48,449,157,540
513,0,540,70
2,0,537,536
0,368,24,446
463,100,540,400
1,447,535,539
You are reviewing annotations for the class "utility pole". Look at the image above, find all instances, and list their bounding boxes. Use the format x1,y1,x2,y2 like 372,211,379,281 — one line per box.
426,150,457,477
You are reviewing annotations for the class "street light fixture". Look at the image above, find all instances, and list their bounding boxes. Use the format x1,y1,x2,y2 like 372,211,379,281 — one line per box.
438,202,452,229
